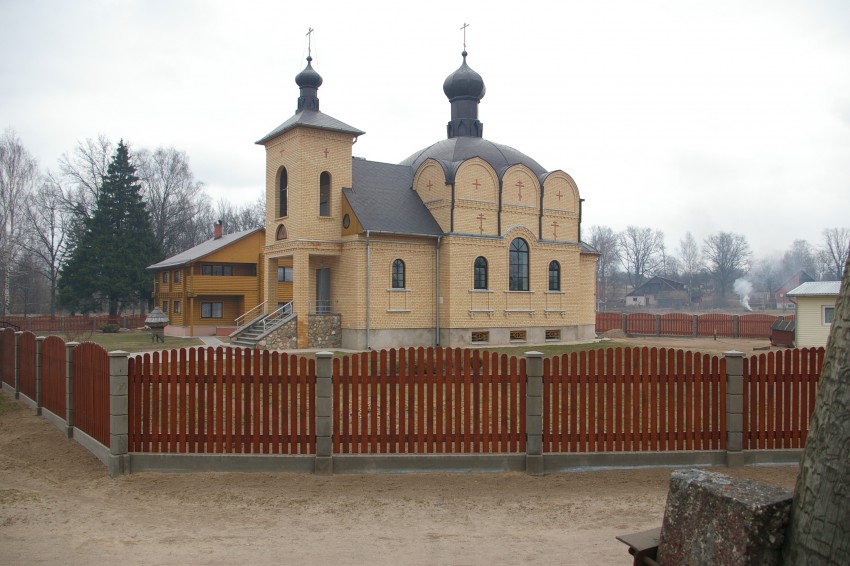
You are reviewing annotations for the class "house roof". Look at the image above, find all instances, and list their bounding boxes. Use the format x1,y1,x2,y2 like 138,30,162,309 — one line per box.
627,276,687,297
343,158,443,237
256,110,365,144
147,227,263,270
786,281,841,297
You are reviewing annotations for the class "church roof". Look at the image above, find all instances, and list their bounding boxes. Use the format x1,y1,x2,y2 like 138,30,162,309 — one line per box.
400,136,547,179
146,227,263,270
257,110,364,144
343,158,443,237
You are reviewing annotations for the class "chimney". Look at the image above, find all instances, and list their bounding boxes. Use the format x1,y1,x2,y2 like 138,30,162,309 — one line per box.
214,219,223,240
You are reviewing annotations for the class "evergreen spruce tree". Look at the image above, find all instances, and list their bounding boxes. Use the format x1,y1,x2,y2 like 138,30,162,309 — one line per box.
58,141,162,315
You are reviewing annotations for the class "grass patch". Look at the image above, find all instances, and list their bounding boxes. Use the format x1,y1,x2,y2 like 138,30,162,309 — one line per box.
35,331,204,353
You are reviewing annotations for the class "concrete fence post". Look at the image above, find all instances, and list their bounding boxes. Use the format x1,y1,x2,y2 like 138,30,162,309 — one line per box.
525,351,544,475
621,313,628,334
14,331,22,398
655,314,662,336
108,350,129,477
692,315,699,337
724,351,745,467
315,351,334,475
35,336,45,415
732,315,740,338
65,342,78,438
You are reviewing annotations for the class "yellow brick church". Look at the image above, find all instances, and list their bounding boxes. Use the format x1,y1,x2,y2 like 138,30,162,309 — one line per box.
151,49,598,349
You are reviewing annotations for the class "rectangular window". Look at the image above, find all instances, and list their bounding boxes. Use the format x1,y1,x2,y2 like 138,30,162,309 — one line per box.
201,264,233,276
173,270,180,283
509,330,527,341
824,306,834,325
174,301,181,314
471,331,490,343
201,302,223,319
162,272,168,284
277,266,293,282
545,329,561,341
162,301,169,313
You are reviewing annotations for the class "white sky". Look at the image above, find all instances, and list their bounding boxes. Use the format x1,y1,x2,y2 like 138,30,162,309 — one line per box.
2,0,849,259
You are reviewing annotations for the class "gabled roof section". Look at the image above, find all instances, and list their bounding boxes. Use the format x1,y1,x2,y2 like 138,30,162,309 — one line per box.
787,281,841,296
256,110,365,144
627,276,687,297
343,158,443,237
147,227,263,270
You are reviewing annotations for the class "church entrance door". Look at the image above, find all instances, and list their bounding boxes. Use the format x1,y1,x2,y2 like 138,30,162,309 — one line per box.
316,268,331,314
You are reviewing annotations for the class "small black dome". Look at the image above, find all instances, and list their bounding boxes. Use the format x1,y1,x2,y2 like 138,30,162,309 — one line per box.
295,56,323,89
443,51,485,101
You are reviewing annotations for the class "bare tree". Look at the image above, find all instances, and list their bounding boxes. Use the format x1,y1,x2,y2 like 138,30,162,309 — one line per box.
135,147,209,256
589,225,620,306
618,226,664,288
0,129,39,314
820,227,850,281
215,196,265,234
679,232,703,305
703,231,750,300
782,255,850,563
781,239,819,281
25,179,69,316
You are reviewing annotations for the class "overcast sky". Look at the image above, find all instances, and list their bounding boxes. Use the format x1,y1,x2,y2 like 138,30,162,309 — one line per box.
2,0,849,259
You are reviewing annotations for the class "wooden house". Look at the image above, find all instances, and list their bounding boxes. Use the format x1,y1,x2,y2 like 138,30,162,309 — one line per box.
786,281,840,348
148,223,293,336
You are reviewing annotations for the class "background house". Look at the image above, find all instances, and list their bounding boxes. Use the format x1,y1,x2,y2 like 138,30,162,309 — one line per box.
774,270,814,310
625,276,689,309
786,281,840,348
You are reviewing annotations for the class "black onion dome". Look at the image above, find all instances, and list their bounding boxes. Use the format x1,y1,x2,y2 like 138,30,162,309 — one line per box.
295,55,323,88
443,51,485,101
400,137,546,178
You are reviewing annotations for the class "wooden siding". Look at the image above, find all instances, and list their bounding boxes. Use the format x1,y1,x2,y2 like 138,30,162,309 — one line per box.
794,296,837,348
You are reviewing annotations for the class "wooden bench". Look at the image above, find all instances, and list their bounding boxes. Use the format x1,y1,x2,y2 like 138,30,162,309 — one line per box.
616,526,661,566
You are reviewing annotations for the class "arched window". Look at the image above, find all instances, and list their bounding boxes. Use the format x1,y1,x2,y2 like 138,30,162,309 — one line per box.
275,224,287,241
391,259,405,289
509,238,529,291
548,260,561,291
278,167,288,217
319,171,331,216
473,256,488,290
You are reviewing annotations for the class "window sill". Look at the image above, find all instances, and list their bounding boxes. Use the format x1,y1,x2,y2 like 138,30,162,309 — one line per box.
504,290,533,294
468,289,494,293
386,309,411,313
387,288,411,293
545,290,564,295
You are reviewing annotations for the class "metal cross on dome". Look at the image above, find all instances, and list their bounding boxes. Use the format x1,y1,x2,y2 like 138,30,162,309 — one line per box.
460,23,469,51
306,27,314,56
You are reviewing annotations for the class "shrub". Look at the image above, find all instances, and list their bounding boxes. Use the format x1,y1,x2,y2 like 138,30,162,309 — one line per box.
100,323,120,334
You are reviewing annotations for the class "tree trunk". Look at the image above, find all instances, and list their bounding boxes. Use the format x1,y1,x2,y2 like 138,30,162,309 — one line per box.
783,257,850,564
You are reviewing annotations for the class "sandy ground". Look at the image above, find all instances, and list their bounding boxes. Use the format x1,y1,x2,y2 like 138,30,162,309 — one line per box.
0,388,798,565
610,335,781,356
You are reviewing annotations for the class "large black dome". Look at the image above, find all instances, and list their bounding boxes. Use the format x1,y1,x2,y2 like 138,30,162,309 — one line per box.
400,136,546,178
295,56,323,88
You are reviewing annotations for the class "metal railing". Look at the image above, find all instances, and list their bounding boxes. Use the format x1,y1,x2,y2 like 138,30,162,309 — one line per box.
258,301,293,333
235,302,266,328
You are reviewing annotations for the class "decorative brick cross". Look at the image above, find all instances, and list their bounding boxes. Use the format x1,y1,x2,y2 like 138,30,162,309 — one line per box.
556,190,563,201
472,179,481,191
427,180,433,191
477,213,486,234
323,148,329,158
515,180,524,201
551,221,559,239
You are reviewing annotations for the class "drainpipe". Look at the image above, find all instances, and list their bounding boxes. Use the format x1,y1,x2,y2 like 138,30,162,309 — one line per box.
435,236,442,347
366,230,371,350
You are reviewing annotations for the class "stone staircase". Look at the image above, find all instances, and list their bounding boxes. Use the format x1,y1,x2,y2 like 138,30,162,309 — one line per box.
230,303,293,349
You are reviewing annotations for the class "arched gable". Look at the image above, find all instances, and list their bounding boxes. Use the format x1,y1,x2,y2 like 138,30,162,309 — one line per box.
541,170,579,213
501,165,540,209
454,158,498,204
412,159,450,203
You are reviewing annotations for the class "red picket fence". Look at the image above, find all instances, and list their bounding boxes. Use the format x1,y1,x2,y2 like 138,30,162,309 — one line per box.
742,348,824,450
738,314,777,338
1,327,15,388
626,313,656,335
596,312,623,333
129,347,315,455
0,314,148,332
72,342,110,446
697,313,734,337
17,332,37,402
660,313,693,336
543,347,726,453
333,348,526,455
40,336,67,418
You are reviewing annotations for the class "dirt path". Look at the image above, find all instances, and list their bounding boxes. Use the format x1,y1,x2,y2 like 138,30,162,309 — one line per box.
610,335,780,356
0,393,797,565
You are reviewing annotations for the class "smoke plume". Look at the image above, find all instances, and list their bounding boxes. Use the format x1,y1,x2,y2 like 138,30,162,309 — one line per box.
734,278,753,311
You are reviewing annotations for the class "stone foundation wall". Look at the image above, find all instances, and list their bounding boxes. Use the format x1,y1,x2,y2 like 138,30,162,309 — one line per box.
309,314,341,349
258,317,297,350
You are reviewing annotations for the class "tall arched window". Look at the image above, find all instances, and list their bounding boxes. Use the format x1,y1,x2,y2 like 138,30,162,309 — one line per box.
474,256,488,290
548,260,561,291
319,171,331,216
278,167,288,217
392,259,405,289
509,238,529,291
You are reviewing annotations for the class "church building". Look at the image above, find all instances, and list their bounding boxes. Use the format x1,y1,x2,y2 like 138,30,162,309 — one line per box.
255,48,598,350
